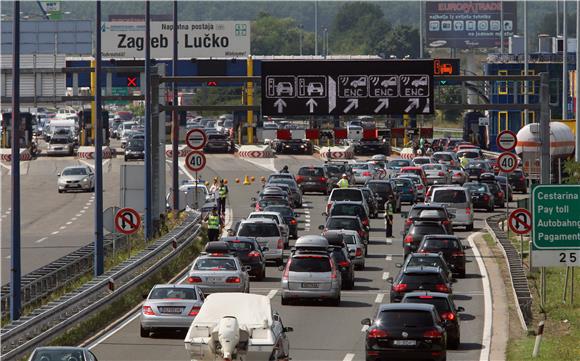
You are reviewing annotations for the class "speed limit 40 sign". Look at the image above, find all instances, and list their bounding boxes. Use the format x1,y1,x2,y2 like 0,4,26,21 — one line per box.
185,150,206,172
497,152,518,173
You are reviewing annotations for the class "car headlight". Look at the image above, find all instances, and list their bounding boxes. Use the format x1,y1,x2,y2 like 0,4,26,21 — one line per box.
82,177,90,183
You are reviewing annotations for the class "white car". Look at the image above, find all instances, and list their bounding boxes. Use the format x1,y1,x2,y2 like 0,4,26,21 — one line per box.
248,211,289,249
236,218,284,266
57,166,94,193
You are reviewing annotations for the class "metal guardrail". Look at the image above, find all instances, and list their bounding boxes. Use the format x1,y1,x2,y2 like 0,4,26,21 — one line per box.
0,212,202,360
486,213,532,329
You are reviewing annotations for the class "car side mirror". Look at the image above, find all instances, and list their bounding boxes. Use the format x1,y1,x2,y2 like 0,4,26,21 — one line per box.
395,263,402,268
457,306,465,312
57,172,61,177
278,265,285,271
318,225,325,230
386,277,394,283
361,318,372,326
283,326,294,332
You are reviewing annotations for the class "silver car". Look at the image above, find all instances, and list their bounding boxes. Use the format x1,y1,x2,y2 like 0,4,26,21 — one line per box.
432,151,460,167
28,347,98,361
325,229,365,270
448,165,468,184
46,135,74,156
186,254,250,294
421,163,451,185
57,166,94,193
351,163,377,184
280,250,341,306
430,187,474,231
140,284,205,337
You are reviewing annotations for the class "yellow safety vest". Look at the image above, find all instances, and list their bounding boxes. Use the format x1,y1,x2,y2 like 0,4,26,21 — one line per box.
337,179,349,188
208,215,220,229
385,201,394,216
218,186,228,199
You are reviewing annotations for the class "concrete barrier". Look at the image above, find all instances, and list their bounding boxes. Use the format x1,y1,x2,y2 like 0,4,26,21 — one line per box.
318,145,354,160
399,147,415,159
0,148,32,162
77,146,113,160
165,145,191,158
237,144,275,158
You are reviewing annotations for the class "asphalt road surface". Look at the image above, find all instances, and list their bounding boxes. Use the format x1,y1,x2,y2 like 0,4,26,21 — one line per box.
86,153,502,361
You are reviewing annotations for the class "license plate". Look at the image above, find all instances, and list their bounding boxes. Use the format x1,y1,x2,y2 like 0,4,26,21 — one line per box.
393,340,416,346
159,307,184,314
207,277,221,282
301,282,319,288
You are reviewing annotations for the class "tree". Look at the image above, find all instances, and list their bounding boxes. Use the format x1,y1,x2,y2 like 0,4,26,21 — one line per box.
376,25,419,58
252,12,314,55
563,160,580,184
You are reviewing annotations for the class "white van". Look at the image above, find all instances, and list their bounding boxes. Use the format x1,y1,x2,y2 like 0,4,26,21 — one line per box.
430,187,474,231
237,218,284,265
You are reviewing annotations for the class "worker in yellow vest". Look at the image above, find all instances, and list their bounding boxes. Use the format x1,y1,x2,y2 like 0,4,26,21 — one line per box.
217,179,229,217
207,208,222,243
337,174,349,188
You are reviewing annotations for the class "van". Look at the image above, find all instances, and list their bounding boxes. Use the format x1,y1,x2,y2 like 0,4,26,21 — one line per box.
237,218,284,265
327,188,369,215
429,187,473,231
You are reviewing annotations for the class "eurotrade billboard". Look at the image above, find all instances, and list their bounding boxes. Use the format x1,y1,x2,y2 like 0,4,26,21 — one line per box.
426,1,517,49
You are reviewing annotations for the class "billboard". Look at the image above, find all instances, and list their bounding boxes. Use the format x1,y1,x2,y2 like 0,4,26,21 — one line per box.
101,21,250,59
426,1,517,49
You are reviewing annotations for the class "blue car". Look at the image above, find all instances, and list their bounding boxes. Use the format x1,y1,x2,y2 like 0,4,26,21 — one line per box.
393,177,416,204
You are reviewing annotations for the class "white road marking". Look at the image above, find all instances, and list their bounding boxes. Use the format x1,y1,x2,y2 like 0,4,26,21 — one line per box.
1,215,6,219
83,206,89,210
5,255,11,259
71,217,77,221
80,210,86,214
385,255,392,261
386,238,392,245
51,231,59,235
267,289,278,299
66,221,73,225
342,353,355,361
59,226,66,230
468,232,492,361
374,293,385,303
382,272,390,280
305,215,311,219
361,325,369,332
35,237,47,244
76,213,82,217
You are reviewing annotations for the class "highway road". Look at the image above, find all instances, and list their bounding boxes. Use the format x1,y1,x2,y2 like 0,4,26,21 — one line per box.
85,153,499,361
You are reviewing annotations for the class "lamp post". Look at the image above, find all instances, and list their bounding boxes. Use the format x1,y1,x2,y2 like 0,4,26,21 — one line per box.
299,24,303,56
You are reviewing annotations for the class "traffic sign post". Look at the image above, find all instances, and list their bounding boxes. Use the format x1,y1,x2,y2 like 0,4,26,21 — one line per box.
261,60,434,116
185,128,207,150
509,208,532,268
497,152,518,173
185,150,207,208
114,207,142,235
496,130,517,152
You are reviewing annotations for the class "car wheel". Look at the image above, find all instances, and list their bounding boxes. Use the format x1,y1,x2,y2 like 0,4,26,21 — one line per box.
364,245,368,257
348,279,355,290
140,325,149,338
58,189,63,193
331,295,341,306
448,335,460,350
281,296,290,305
256,268,265,281
466,224,474,231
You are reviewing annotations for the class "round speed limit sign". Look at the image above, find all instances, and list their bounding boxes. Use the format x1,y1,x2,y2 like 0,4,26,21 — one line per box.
497,152,518,173
185,151,206,172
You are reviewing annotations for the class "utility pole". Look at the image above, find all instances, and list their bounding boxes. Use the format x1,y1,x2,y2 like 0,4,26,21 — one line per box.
314,0,318,56
562,0,568,121
172,0,179,211
576,0,580,161
500,0,504,54
144,0,152,240
524,0,529,124
94,0,104,276
419,0,423,58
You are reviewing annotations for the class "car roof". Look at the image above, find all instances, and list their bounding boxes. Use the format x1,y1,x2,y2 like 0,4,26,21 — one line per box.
409,252,445,258
250,211,281,218
63,165,89,170
411,203,446,210
412,221,445,227
323,229,358,236
432,186,466,191
378,303,437,312
328,215,359,220
422,234,460,240
240,218,277,224
220,236,257,243
403,291,451,299
332,200,364,205
403,266,443,274
152,283,199,289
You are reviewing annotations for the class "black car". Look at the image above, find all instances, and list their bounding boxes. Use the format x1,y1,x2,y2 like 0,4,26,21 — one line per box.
499,169,527,193
264,205,298,239
389,266,453,303
219,237,267,280
402,291,464,349
495,175,514,202
465,161,493,180
365,180,401,212
360,187,379,218
403,221,449,257
325,161,354,184
404,203,454,234
463,182,495,212
321,215,368,243
125,139,145,161
417,235,467,278
485,181,506,208
326,200,370,229
295,166,333,195
203,133,232,153
330,246,355,289
276,139,313,154
397,253,453,281
353,138,388,155
362,303,447,361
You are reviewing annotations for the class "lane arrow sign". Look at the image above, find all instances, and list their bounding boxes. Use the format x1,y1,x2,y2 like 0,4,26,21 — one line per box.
274,98,287,113
306,98,318,113
374,98,389,113
422,98,430,113
404,98,420,113
328,76,336,113
343,99,359,114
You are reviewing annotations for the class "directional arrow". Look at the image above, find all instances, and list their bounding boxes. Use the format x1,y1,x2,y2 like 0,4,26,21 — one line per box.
422,98,430,113
374,98,389,113
306,98,318,113
404,98,420,113
274,98,287,113
343,99,358,114
328,77,336,113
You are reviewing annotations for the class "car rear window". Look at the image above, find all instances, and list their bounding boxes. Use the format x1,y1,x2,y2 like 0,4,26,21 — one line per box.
465,184,489,193
422,238,459,250
412,224,446,236
422,164,443,170
414,209,446,219
194,258,237,271
433,153,453,161
342,234,357,244
393,179,412,188
488,183,501,193
330,189,363,202
149,287,197,300
238,223,280,237
432,189,467,203
331,249,348,262
351,163,370,170
402,273,444,284
366,182,392,194
327,218,358,230
324,166,341,175
407,256,445,269
264,206,292,217
226,240,255,251
289,257,331,272
51,137,70,144
389,159,411,167
331,204,365,218
249,214,279,224
405,297,451,312
298,167,324,176
378,310,434,327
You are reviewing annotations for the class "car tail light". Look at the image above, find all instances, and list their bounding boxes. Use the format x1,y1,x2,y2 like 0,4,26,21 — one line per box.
418,249,429,253
368,329,389,338
466,207,471,215
441,311,456,321
320,177,327,182
438,172,445,176
338,260,350,268
248,250,261,258
435,283,450,293
452,251,465,257
142,306,155,315
290,218,297,225
188,276,202,283
417,185,424,190
188,306,201,316
355,248,363,257
226,276,241,283
295,176,303,183
362,171,372,176
277,239,284,249
419,295,434,299
455,172,462,176
423,329,444,339
362,218,369,227
326,203,332,213
282,260,291,280
405,219,413,227
498,191,504,198
393,283,408,292
404,235,413,244
483,194,489,201
358,229,365,238
442,220,450,226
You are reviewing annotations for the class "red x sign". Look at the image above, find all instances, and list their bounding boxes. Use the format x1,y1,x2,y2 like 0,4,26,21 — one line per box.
127,76,137,87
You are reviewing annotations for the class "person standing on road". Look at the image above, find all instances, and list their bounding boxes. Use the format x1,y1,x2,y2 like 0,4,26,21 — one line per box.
209,177,219,201
384,195,394,237
460,154,470,169
217,179,229,217
280,165,290,173
337,174,349,188
207,208,222,243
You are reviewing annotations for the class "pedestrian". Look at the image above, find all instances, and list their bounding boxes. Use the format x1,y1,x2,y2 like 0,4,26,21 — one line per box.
337,174,349,188
209,177,219,200
207,208,221,243
217,179,229,217
460,154,470,169
280,165,290,173
384,195,394,237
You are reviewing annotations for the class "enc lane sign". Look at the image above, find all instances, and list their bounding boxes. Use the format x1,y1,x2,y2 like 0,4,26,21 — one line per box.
532,185,580,267
186,129,207,150
115,207,141,235
496,130,517,152
185,150,206,172
508,208,532,235
497,152,518,173
261,60,434,116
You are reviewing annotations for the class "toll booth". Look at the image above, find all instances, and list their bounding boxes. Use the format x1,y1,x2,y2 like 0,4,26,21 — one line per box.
1,112,33,148
78,109,110,146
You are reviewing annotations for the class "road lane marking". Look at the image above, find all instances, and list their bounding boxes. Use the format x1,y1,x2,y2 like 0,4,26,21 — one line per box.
385,255,392,261
71,217,77,221
361,325,369,332
267,289,278,299
305,214,311,218
468,232,492,361
83,206,89,210
76,213,82,217
382,272,390,280
66,221,73,225
80,210,85,214
386,238,392,245
1,215,6,219
374,293,384,303
343,353,355,361
5,255,10,259
59,226,67,230
35,237,47,244
51,231,59,235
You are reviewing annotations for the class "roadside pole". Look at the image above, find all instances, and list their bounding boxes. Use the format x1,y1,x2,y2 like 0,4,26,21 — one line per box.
144,0,152,240
539,72,550,307
247,56,254,144
94,0,104,276
172,0,179,211
562,0,568,122
90,59,95,145
10,0,22,321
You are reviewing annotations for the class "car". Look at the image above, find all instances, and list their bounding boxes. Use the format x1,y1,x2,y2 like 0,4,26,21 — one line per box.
186,252,250,293
432,151,459,167
397,252,453,281
253,198,288,212
411,76,428,87
361,303,447,361
236,218,284,266
387,158,412,171
204,133,232,153
28,347,99,361
327,188,369,215
307,82,324,95
365,180,401,213
268,172,295,183
499,169,527,193
140,284,205,337
265,183,293,202
221,237,267,280
323,230,365,270
495,175,514,202
465,160,494,180
417,235,467,277
457,149,483,160
447,165,468,184
392,177,416,204
267,179,303,208
360,187,380,218
400,166,428,185
57,166,94,193
463,182,495,212
248,211,289,248
280,249,341,306
276,139,313,154
124,139,144,161
430,187,474,231
402,292,464,349
397,174,426,201
404,203,454,234
324,160,355,184
328,244,355,290
295,166,333,195
264,205,299,239
350,76,367,88
46,135,74,156
412,156,433,166
352,138,388,155
389,266,453,303
350,162,377,184
403,221,449,257
321,215,368,244
326,200,371,233
421,163,451,185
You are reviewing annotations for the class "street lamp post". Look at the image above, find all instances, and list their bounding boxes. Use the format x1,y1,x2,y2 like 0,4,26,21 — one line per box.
299,24,303,56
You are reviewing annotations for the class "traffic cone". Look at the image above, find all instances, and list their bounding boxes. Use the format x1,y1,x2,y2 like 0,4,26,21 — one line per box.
235,178,240,184
224,179,229,185
243,175,251,185
250,176,256,182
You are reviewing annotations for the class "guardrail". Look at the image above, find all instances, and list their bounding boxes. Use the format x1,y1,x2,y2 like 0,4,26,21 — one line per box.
0,211,203,360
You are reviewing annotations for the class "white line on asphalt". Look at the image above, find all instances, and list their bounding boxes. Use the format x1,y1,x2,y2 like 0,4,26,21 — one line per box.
4,211,10,214
35,237,47,244
386,238,392,245
361,325,369,332
385,255,392,261
59,226,66,230
5,255,10,259
342,353,355,361
80,210,85,214
304,215,311,218
76,213,82,217
1,215,6,219
8,208,10,211
66,221,73,225
267,289,278,299
374,293,384,303
71,217,77,221
51,231,59,235
382,272,390,280
468,232,492,361
83,206,89,210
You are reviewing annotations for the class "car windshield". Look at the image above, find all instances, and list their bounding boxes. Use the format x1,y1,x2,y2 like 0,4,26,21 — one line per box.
62,168,87,176
366,182,391,193
209,134,227,140
327,218,358,230
128,140,144,149
194,258,237,271
412,209,445,219
402,273,444,285
149,287,197,300
51,137,70,144
298,167,324,177
324,165,342,176
433,153,453,161
31,349,86,361
238,223,279,237
404,297,451,313
432,190,467,203
269,179,297,189
488,183,501,193
378,310,434,328
389,160,411,167
331,189,363,202
289,257,331,272
407,256,446,269
351,163,370,170
331,204,365,218
423,164,443,171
